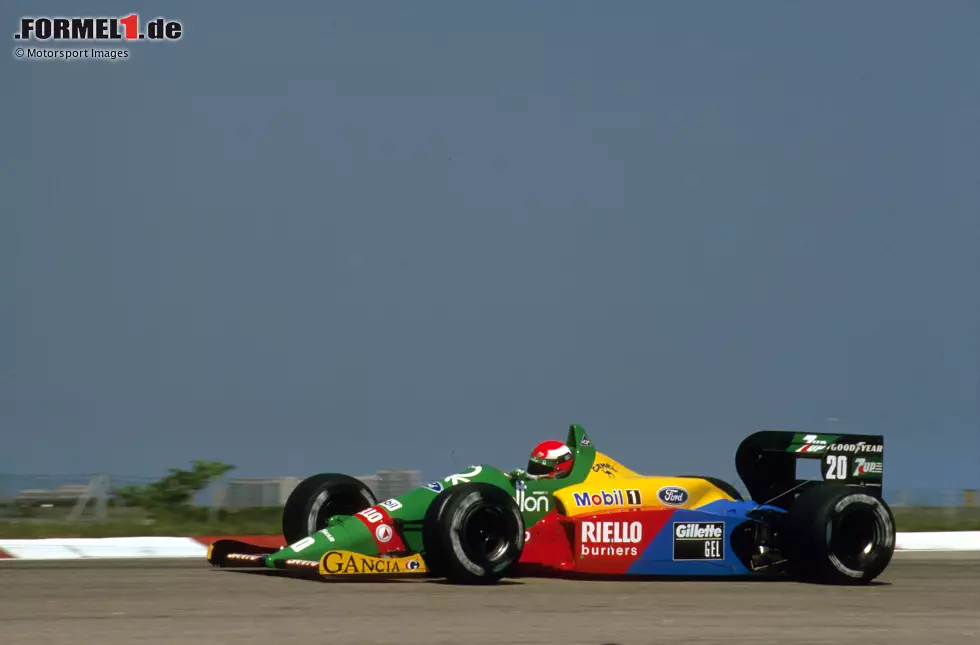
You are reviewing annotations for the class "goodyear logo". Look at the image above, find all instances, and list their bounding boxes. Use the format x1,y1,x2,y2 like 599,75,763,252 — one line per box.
318,550,427,576
573,488,641,507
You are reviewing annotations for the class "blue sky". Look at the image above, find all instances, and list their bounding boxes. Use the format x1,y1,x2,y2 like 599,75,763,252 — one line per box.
3,1,978,493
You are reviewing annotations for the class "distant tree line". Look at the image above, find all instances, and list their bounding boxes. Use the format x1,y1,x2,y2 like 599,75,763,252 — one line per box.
114,460,233,514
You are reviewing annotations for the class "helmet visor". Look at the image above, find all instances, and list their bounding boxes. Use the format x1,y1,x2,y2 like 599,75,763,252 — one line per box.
527,456,555,478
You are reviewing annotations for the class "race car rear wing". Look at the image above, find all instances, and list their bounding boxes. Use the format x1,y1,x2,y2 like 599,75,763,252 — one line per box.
735,430,884,510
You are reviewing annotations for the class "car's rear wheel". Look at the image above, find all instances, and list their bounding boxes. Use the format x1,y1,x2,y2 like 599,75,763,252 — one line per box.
422,482,524,584
783,484,895,585
281,473,377,545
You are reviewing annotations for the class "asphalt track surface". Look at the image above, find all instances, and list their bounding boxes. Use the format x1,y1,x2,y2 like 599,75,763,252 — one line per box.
1,552,977,645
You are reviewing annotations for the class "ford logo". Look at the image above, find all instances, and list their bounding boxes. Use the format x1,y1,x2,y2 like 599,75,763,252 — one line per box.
657,486,689,506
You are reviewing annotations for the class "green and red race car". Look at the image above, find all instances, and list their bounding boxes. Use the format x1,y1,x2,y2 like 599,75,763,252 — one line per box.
207,424,895,585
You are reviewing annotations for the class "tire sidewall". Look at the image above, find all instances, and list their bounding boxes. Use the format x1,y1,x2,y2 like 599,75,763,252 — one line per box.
427,483,524,583
305,489,333,537
787,484,895,584
448,489,524,577
823,491,895,581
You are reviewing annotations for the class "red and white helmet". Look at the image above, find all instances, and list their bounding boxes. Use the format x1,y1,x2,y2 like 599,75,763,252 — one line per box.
526,440,574,479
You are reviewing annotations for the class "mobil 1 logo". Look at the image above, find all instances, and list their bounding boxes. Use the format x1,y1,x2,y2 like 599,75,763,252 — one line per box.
672,522,725,560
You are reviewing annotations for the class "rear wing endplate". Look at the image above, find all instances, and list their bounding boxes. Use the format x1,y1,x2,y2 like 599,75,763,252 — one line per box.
735,430,884,509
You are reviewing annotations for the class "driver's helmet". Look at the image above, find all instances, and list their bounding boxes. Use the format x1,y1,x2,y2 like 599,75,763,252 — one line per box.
526,440,574,480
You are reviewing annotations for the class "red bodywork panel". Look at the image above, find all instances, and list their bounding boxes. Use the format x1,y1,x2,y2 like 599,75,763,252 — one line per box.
515,508,675,575
354,505,409,555
516,509,576,572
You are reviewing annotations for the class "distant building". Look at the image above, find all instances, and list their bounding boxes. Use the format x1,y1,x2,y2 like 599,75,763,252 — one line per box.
367,468,424,501
11,484,90,506
221,477,302,508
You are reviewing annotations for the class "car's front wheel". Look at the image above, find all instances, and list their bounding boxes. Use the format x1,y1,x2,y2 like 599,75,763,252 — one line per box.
422,482,525,584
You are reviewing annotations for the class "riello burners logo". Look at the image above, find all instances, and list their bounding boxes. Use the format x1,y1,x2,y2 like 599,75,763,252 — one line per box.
13,14,183,42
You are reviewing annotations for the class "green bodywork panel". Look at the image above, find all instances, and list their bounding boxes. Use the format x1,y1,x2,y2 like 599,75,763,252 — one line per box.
265,424,597,567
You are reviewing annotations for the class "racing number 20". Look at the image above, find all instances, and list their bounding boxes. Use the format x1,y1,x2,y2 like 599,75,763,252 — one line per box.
825,454,848,480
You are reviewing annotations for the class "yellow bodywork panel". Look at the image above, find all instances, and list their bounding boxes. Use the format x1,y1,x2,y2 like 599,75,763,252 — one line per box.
317,549,427,576
584,451,644,480
556,451,736,517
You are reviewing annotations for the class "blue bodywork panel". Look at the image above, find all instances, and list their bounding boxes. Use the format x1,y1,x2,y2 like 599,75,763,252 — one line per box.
625,500,784,576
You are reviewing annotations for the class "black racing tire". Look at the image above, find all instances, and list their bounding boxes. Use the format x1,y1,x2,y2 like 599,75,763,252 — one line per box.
784,484,895,585
281,473,377,545
420,488,455,579
422,482,525,584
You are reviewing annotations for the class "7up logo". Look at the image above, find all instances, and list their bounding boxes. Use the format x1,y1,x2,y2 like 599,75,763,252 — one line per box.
853,458,883,477
515,488,549,513
791,433,838,453
796,434,827,452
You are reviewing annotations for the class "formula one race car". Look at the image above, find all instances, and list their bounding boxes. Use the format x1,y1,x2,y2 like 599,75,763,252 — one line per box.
207,424,895,585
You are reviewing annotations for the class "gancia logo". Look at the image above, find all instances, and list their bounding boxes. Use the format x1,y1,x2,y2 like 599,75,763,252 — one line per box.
657,486,689,506
321,551,408,575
